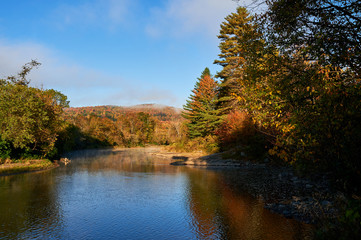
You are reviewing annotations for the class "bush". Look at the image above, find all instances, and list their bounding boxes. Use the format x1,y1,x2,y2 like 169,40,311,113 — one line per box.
216,111,255,148
0,139,11,160
168,135,219,154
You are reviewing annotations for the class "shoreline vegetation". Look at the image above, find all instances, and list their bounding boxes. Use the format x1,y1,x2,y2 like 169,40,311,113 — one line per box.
0,159,58,176
1,1,360,238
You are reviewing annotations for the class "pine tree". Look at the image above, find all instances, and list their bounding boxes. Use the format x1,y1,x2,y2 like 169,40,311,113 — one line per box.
182,68,220,138
214,7,264,114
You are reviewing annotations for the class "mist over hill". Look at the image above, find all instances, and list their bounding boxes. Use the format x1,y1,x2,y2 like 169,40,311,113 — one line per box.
65,104,183,122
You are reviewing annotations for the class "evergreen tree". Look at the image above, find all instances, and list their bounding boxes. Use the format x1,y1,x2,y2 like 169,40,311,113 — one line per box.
214,7,264,114
182,68,220,138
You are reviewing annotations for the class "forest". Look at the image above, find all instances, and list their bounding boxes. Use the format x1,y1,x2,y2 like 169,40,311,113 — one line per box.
1,0,360,238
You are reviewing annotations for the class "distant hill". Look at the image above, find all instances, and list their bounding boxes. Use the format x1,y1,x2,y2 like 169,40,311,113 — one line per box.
64,104,183,121
60,104,185,149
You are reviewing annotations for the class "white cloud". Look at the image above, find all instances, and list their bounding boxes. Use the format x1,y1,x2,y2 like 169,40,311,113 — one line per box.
0,39,106,89
146,0,239,38
53,0,136,30
0,40,180,107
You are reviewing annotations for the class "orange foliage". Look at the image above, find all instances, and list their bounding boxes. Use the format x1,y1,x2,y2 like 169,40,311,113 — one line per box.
62,105,185,147
215,111,255,147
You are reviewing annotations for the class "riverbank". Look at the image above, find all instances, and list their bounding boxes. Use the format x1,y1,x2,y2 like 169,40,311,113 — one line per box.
0,159,58,176
147,146,343,224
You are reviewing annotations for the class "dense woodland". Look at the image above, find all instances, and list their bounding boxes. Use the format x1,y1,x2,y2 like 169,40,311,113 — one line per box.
60,105,185,150
1,0,360,238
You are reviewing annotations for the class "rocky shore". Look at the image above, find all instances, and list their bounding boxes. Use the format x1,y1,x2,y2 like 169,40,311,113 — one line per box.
149,147,343,224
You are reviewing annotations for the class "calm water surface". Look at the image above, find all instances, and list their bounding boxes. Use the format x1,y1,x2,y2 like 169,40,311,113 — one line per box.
0,148,312,239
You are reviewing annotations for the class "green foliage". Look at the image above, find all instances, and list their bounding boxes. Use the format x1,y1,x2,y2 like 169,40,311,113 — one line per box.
0,61,69,159
214,7,264,114
55,122,112,153
136,112,156,144
182,68,221,138
169,135,219,154
0,138,11,160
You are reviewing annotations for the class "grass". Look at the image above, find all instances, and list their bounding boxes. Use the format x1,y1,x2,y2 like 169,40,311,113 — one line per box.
0,159,55,176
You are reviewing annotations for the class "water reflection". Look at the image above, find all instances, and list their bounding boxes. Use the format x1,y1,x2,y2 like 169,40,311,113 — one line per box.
0,171,63,239
185,168,311,239
0,148,312,239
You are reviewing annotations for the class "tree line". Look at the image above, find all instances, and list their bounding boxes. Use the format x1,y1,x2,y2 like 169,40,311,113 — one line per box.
1,1,360,236
0,61,69,160
181,1,360,238
59,105,185,151
183,0,361,193
0,63,185,161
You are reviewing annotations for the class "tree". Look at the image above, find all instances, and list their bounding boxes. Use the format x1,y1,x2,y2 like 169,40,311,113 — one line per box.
265,0,361,76
214,7,265,114
182,68,221,138
6,60,41,86
0,61,69,158
136,112,155,144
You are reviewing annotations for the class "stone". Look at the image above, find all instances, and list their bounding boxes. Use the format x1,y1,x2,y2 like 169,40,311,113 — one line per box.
321,200,332,208
292,196,301,202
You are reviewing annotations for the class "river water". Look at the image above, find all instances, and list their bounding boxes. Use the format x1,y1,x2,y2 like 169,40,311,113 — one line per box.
0,148,312,239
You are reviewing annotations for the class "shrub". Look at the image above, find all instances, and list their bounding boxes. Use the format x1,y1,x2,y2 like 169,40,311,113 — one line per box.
0,139,11,160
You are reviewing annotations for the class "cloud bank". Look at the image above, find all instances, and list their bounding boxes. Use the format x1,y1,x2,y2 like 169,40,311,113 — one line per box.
0,40,179,107
145,0,239,38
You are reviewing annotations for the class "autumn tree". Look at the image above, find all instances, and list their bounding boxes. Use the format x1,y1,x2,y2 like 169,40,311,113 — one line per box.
182,68,221,138
136,112,155,144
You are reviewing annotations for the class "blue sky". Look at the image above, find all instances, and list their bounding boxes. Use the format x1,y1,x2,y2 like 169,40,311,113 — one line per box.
0,0,256,108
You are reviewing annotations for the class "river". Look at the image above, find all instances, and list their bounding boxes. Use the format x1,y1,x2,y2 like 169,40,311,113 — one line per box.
0,148,313,239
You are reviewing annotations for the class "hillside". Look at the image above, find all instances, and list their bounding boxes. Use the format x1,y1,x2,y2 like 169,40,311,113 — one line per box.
64,104,182,122
58,104,186,151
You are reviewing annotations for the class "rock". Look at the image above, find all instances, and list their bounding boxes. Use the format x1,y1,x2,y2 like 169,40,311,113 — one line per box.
321,200,332,208
283,210,292,218
292,196,301,202
278,204,286,209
